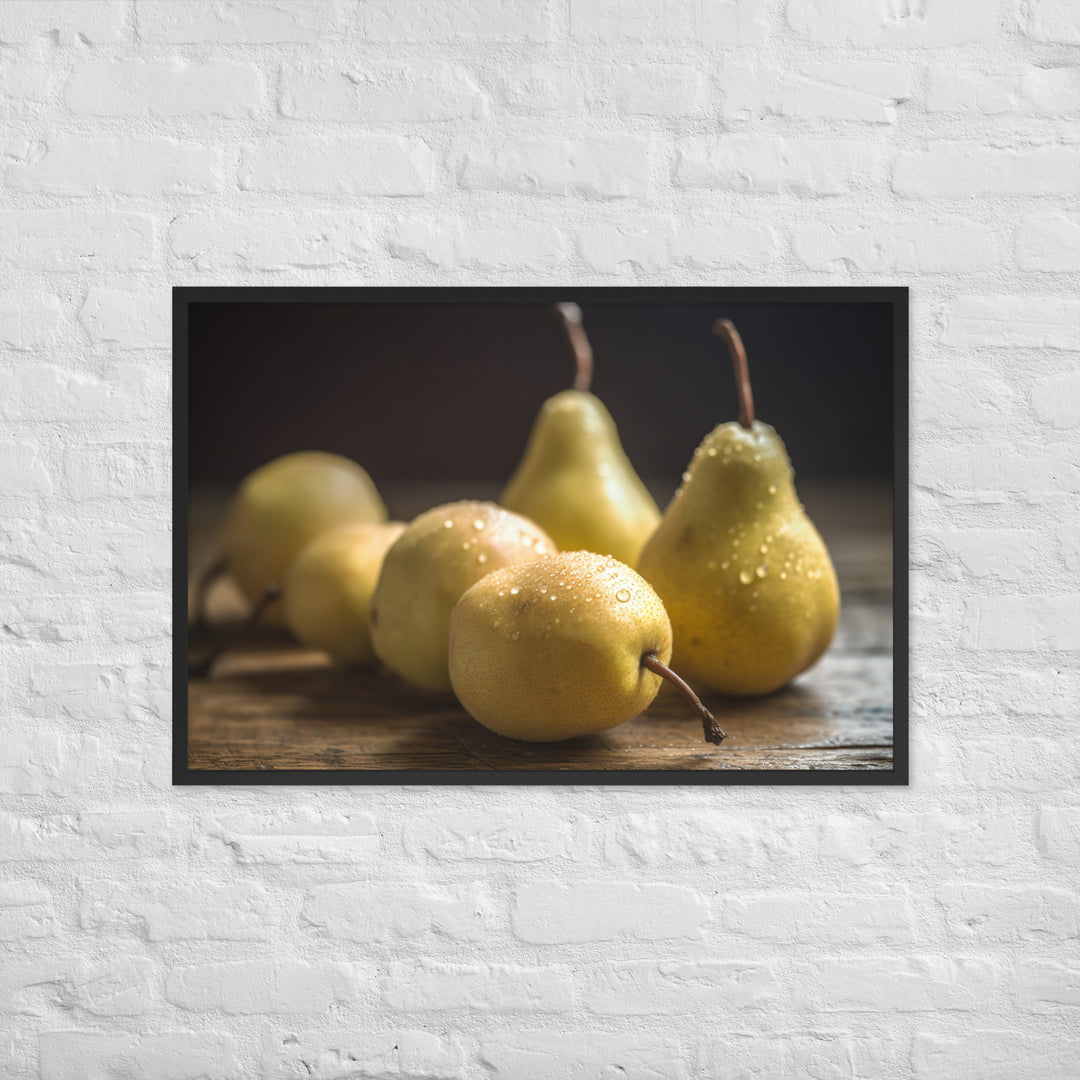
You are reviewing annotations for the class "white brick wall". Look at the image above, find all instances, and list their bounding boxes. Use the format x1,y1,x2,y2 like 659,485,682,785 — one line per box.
0,1,1077,1077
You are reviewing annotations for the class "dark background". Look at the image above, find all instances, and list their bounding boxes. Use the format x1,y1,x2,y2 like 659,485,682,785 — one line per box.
189,301,893,499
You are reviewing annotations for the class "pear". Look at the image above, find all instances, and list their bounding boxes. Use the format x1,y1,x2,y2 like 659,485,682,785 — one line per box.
637,319,840,697
370,501,555,694
501,303,660,565
283,521,405,666
448,551,723,744
219,451,387,625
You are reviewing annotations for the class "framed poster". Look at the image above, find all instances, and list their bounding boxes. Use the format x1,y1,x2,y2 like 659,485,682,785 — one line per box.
175,287,906,785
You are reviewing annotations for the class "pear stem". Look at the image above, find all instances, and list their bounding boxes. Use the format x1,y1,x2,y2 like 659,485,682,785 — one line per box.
641,652,726,746
554,302,593,393
189,554,227,633
714,318,755,429
188,583,281,678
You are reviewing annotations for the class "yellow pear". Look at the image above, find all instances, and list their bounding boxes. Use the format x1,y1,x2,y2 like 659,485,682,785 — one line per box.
448,551,723,744
637,320,839,696
370,501,555,694
501,303,660,565
219,451,387,625
283,522,405,666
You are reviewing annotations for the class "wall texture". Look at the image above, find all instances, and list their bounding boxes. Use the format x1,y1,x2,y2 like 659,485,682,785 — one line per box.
1,1,1079,1077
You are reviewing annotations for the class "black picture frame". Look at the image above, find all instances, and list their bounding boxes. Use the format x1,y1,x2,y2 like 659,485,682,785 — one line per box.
174,286,908,787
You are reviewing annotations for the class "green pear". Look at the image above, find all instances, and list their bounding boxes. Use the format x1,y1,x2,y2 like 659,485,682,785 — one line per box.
283,521,405,666
370,501,555,694
637,320,840,697
501,303,660,565
220,451,387,626
448,551,723,744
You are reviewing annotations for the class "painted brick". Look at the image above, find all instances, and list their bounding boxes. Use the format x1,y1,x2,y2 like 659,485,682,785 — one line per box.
280,61,484,122
942,295,1080,350
382,961,574,1012
0,730,101,793
66,58,263,117
788,0,996,46
1017,213,1080,271
0,1,125,44
577,215,674,276
0,881,55,940
453,136,650,198
39,1032,240,1080
1022,0,1080,45
697,1033,893,1078
894,144,1080,197
670,218,780,270
0,440,53,494
914,363,1017,429
78,289,170,349
964,595,1080,650
81,879,280,940
63,443,170,501
609,64,706,116
512,882,708,943
794,957,996,1012
0,292,63,350
821,811,1026,868
495,63,585,114
135,0,342,43
203,808,380,865
913,1033,1080,1079
585,960,777,1015
239,136,432,195
927,64,1080,117
390,216,567,272
720,61,912,123
721,890,916,944
166,959,360,1014
6,136,229,196
675,136,885,196
938,527,1052,580
605,810,816,867
791,219,997,273
100,590,170,641
0,211,157,272
918,440,1080,497
403,808,589,861
480,1031,688,1079
570,0,766,45
303,882,491,941
938,884,1079,941
1011,959,1080,1012
1035,371,1080,429
359,0,554,42
0,362,165,422
170,210,373,272
0,53,53,101
0,810,177,861
1039,806,1080,860
1,956,156,1016
260,1029,467,1079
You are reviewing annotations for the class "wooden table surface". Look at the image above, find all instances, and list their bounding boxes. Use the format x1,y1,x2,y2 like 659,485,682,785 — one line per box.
186,483,894,775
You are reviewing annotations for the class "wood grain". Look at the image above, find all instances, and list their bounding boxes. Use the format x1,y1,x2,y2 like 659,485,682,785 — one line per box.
186,485,894,774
